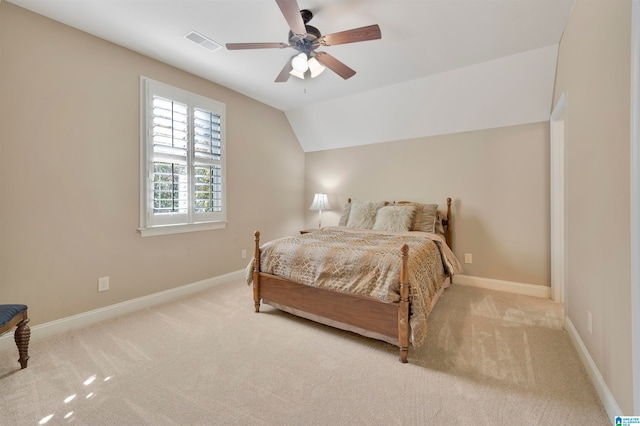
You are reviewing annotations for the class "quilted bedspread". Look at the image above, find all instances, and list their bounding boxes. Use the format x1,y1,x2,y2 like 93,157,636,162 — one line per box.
246,227,463,347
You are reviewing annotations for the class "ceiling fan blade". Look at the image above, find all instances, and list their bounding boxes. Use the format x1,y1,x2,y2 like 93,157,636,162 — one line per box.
226,42,289,50
275,58,294,82
314,52,356,80
275,0,306,36
321,24,382,47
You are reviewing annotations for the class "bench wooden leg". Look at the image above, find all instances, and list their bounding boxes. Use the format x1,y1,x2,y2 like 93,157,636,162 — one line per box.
14,318,30,369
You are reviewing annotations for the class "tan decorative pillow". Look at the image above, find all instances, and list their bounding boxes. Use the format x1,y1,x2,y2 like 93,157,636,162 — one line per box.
395,201,439,233
412,203,438,233
372,205,416,232
338,201,352,226
346,201,385,229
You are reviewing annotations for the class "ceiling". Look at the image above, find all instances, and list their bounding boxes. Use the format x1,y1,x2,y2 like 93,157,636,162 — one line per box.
7,0,575,151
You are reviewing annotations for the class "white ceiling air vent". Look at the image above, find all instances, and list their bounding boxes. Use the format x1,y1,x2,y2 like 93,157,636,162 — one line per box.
184,30,222,52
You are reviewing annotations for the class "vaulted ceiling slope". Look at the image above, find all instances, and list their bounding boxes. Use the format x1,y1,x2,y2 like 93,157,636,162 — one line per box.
7,0,574,152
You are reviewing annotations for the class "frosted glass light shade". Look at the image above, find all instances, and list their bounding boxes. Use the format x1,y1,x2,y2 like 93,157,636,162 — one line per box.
291,52,309,72
289,68,305,79
308,57,326,78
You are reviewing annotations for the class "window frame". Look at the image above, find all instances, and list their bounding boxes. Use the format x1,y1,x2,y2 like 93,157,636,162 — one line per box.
139,77,227,237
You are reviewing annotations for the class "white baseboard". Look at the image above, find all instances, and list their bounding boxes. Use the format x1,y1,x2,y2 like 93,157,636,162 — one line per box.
565,317,621,422
0,270,244,353
452,274,551,298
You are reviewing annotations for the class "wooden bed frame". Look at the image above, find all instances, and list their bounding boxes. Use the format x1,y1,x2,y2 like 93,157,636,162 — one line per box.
252,197,453,363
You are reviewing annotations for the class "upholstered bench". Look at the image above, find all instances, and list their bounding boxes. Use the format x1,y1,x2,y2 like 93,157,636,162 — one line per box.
0,304,30,369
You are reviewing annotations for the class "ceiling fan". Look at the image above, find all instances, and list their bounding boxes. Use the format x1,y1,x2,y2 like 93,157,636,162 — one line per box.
225,0,381,82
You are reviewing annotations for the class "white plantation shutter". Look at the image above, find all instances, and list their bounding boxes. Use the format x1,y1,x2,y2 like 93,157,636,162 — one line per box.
152,97,189,220
140,78,226,234
193,108,223,220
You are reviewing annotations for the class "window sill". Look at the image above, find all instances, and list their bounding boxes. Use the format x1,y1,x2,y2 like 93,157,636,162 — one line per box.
138,221,226,237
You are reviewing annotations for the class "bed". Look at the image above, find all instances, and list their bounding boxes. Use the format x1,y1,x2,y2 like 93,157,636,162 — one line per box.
246,197,462,363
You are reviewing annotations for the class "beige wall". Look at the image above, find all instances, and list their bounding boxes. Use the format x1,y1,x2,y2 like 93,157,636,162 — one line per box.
0,3,305,325
553,0,633,414
305,122,550,286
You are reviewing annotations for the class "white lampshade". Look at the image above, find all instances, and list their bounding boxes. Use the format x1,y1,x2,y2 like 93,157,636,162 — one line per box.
309,193,331,211
309,193,331,229
308,57,326,78
291,52,309,72
289,68,305,79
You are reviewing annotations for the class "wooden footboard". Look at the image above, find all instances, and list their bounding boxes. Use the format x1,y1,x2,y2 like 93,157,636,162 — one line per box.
252,231,412,363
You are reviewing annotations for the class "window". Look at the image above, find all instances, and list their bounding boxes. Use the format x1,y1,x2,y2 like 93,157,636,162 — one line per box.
139,77,226,237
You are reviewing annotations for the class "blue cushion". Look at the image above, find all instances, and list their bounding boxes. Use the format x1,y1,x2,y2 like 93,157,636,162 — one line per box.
0,304,28,327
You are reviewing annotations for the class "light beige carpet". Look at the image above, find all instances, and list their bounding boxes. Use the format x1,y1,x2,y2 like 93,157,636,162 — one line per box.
0,281,609,425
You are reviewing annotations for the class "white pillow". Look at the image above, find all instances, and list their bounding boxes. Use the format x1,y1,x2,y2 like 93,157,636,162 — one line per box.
372,205,416,232
346,201,385,229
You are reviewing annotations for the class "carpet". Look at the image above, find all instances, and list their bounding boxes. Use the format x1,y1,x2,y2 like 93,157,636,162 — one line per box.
0,281,609,425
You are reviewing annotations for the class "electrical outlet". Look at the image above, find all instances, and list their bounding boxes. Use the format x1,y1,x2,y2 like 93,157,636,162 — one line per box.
587,311,593,334
464,253,473,264
241,249,247,259
98,276,110,292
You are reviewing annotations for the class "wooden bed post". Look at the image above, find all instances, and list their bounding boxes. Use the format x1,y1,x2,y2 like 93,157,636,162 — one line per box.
398,244,410,363
445,197,452,250
253,231,261,313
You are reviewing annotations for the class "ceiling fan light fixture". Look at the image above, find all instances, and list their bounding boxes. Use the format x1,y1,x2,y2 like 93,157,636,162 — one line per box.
289,68,305,79
291,52,309,73
308,57,326,78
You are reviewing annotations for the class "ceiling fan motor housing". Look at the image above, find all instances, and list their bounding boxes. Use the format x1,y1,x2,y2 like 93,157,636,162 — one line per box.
289,25,321,54
288,10,321,54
